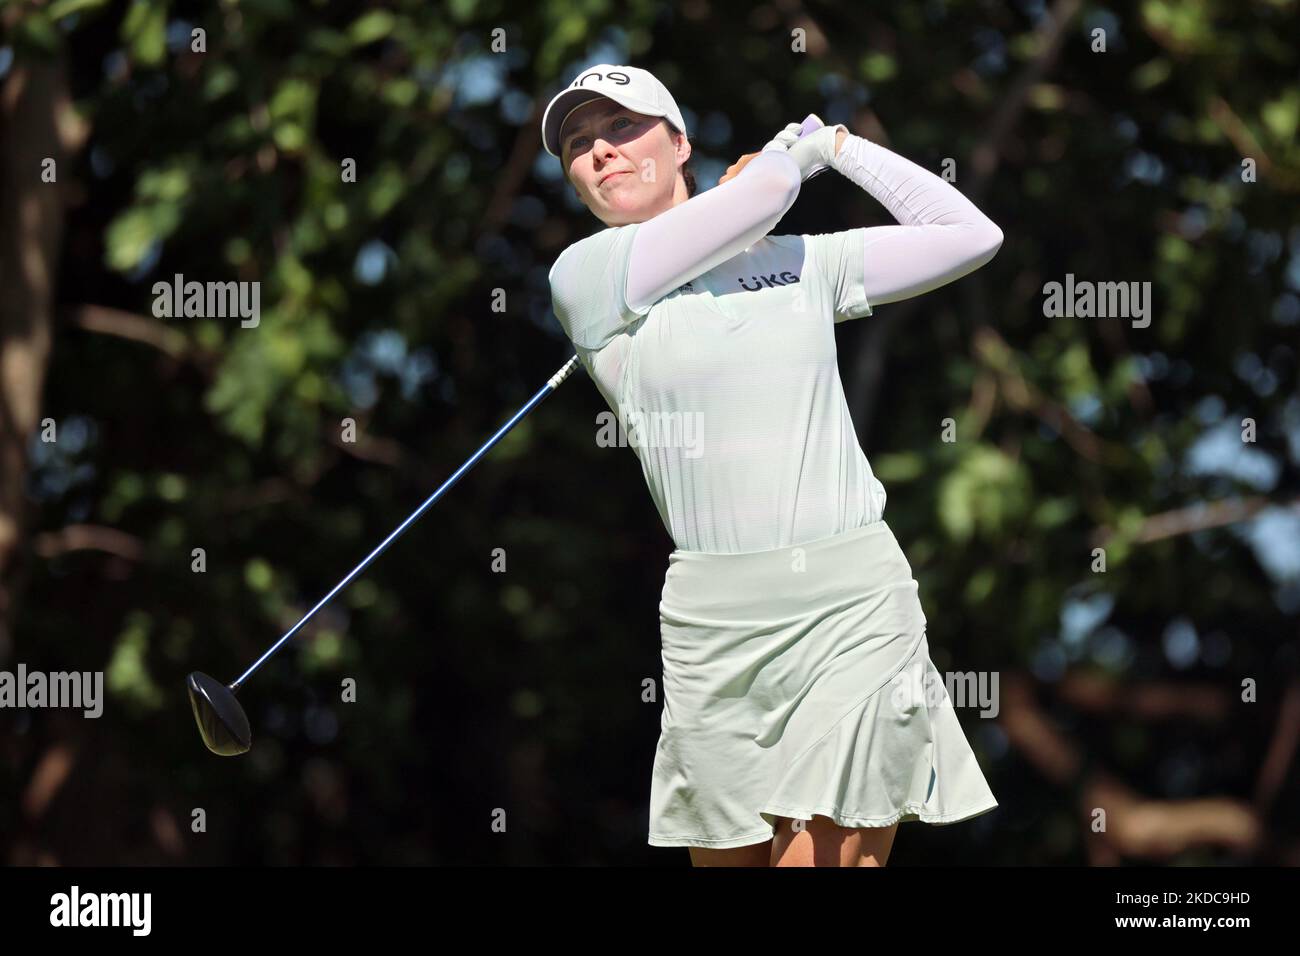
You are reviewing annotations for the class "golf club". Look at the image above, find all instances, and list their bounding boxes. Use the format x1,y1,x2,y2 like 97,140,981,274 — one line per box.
188,116,826,757
187,355,582,755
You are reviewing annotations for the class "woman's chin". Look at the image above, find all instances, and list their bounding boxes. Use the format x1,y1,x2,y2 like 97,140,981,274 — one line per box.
602,195,651,222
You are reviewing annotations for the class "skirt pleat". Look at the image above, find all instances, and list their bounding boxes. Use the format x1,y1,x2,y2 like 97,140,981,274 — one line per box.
647,520,997,849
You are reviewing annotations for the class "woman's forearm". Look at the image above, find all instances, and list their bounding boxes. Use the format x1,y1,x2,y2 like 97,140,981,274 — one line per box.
625,151,802,313
831,132,1003,306
832,132,999,231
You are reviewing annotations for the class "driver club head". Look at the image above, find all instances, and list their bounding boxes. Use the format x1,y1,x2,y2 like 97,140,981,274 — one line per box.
187,671,252,756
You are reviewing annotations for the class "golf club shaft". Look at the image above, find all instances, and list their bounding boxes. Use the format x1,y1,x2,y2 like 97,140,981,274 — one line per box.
230,122,819,692
230,355,583,691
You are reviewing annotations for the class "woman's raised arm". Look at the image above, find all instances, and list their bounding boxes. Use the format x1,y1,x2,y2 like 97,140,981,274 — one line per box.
624,151,802,313
832,133,1003,306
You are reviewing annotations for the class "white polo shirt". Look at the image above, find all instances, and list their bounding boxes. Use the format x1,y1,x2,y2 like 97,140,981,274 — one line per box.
549,221,886,554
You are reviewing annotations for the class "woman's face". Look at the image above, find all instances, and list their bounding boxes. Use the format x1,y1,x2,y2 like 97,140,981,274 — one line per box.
561,99,691,227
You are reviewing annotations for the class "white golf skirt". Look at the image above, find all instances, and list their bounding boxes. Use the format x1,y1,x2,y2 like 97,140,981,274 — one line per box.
648,519,998,848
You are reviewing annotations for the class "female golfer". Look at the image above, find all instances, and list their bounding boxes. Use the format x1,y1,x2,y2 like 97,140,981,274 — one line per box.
542,64,1001,867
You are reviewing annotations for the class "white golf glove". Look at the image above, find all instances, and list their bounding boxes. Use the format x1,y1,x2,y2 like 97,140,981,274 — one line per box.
761,122,805,155
785,123,847,182
761,118,846,182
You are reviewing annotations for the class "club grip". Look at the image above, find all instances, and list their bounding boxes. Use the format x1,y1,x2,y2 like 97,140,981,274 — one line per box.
548,355,582,389
798,114,824,138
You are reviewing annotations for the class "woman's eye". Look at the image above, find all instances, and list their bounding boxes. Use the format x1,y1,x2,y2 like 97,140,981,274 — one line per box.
570,118,632,150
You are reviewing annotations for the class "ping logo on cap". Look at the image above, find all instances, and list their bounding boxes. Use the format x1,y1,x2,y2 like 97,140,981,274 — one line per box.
571,70,632,88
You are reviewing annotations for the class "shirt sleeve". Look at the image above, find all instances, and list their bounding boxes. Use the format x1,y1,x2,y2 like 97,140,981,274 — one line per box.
548,224,644,352
805,228,873,323
816,133,1004,317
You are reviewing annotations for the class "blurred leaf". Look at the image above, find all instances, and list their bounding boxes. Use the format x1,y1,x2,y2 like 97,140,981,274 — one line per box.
245,558,274,592
1032,497,1076,530
964,566,997,604
348,10,397,46
873,452,925,483
938,446,1033,542
1132,58,1172,91
100,210,153,271
203,64,239,100
490,418,533,462
303,631,344,671
859,52,896,83
106,613,165,711
121,0,167,67
13,12,61,53
1261,90,1300,142
47,0,109,20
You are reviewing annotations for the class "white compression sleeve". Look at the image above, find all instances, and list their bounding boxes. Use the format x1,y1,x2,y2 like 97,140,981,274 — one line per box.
624,150,802,313
830,133,1003,306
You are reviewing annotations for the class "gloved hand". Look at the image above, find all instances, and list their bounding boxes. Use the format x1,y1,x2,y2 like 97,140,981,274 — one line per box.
784,122,847,182
760,121,806,155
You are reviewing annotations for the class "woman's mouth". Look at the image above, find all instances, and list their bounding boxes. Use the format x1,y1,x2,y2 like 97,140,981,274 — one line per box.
600,171,629,186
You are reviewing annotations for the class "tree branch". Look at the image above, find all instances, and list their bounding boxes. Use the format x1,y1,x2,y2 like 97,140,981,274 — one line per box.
1057,673,1232,722
972,325,1129,465
67,304,192,360
1000,672,1266,860
1091,495,1300,548
1254,679,1300,816
31,523,144,561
